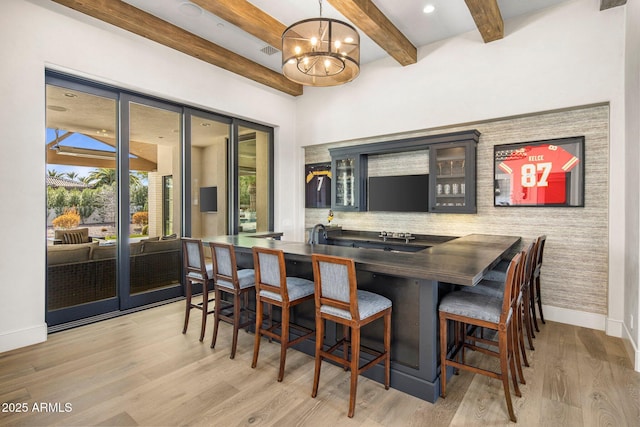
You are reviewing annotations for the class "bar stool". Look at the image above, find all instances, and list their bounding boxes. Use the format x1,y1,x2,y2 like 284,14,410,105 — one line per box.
439,251,524,423
182,238,214,342
531,235,547,330
251,246,315,382
464,241,536,363
310,254,392,418
209,242,255,359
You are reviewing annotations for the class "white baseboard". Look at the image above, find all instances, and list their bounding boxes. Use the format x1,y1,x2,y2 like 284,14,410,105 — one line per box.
605,317,624,337
621,322,640,372
0,323,47,353
541,304,607,331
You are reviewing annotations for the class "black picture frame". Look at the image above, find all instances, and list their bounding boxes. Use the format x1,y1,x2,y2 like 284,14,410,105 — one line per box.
305,162,332,208
494,136,585,207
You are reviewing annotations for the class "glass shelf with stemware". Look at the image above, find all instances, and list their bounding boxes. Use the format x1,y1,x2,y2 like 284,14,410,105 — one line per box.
430,141,476,213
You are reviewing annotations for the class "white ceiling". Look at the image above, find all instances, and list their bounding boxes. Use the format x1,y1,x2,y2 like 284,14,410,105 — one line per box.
121,0,571,73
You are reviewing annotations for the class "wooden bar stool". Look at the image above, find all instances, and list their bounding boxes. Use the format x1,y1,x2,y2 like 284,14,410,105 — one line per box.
209,242,255,359
251,246,315,382
182,238,214,341
531,235,547,330
439,251,524,423
310,254,392,418
464,241,536,364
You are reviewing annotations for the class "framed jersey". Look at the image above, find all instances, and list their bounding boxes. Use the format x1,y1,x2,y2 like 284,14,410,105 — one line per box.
494,136,585,207
305,162,332,208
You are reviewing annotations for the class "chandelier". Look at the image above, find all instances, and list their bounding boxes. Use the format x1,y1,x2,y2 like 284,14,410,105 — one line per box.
282,0,360,87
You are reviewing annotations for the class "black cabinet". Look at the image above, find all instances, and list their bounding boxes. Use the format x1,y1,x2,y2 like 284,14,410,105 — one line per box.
328,130,479,214
330,153,367,211
429,140,477,213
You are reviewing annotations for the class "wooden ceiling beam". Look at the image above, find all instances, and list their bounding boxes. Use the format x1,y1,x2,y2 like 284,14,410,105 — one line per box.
600,0,627,10
46,150,157,172
191,0,286,49
50,0,303,96
46,131,73,149
464,0,504,43
328,0,416,66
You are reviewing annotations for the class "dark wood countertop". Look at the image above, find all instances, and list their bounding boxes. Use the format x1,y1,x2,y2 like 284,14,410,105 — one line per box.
203,233,520,286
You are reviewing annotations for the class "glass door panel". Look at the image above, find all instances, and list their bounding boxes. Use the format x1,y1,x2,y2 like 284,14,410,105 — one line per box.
238,126,270,233
127,102,182,296
433,146,467,209
45,83,119,324
189,114,229,239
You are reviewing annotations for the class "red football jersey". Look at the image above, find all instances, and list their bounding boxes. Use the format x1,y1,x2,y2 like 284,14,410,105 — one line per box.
498,144,579,205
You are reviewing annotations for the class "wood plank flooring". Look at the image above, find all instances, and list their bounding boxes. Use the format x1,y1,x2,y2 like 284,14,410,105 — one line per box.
0,301,638,426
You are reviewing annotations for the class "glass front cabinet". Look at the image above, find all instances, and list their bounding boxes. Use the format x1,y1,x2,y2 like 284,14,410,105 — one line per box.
330,152,367,211
429,140,477,213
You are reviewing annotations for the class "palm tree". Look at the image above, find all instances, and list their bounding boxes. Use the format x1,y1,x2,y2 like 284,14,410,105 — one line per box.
86,168,116,187
86,168,143,188
47,169,64,178
65,171,80,181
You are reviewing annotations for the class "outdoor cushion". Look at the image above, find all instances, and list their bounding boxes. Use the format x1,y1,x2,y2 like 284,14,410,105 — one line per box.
129,242,144,255
47,242,95,265
142,238,181,253
55,227,90,244
91,245,116,260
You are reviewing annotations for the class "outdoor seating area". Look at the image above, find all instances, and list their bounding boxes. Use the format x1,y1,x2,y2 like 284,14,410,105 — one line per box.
46,236,182,310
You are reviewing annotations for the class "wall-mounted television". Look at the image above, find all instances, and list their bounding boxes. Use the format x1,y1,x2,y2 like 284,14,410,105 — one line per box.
200,186,217,212
368,174,429,212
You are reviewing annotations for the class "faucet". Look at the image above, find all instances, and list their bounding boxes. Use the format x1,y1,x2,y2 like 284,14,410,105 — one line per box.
309,223,327,245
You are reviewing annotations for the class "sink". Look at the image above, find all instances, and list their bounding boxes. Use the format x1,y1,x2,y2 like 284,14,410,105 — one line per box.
384,244,429,253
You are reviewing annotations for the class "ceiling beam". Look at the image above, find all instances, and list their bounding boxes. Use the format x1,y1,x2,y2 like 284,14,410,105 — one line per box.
191,0,285,49
328,0,416,66
50,0,303,96
464,0,504,43
600,0,627,10
46,149,157,172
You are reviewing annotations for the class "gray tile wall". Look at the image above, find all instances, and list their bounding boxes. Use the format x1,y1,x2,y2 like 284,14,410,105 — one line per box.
305,104,609,315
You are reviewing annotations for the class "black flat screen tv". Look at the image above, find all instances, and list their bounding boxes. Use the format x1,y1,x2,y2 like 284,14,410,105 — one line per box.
200,186,217,212
368,174,429,212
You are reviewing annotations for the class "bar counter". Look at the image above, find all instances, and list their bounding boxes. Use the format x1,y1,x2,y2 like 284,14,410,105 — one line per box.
203,233,520,402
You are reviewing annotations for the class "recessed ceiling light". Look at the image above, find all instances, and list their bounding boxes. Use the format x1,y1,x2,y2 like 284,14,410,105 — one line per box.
64,92,78,98
423,4,435,14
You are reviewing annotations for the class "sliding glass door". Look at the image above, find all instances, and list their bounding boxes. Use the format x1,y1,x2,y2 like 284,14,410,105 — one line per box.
235,122,274,234
45,72,274,328
45,78,184,324
186,109,230,239
45,78,120,325
121,96,183,309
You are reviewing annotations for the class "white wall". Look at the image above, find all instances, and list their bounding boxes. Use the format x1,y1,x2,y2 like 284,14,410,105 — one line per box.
0,0,298,352
624,0,640,369
295,0,629,341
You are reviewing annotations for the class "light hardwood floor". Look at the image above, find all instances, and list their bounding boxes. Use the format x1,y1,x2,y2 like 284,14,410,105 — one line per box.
0,301,638,426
